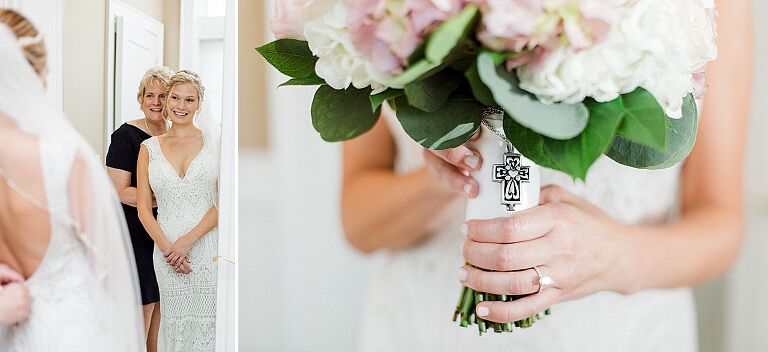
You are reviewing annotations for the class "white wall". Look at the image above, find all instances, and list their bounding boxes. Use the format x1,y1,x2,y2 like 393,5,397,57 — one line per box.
238,83,380,352
723,1,768,350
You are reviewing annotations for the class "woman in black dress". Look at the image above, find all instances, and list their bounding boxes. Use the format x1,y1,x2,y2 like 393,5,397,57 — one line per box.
106,66,175,352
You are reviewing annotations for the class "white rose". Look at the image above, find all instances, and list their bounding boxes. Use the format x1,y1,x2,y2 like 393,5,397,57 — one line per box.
516,0,717,118
304,2,398,94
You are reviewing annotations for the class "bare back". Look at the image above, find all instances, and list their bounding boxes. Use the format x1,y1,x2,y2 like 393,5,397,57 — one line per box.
0,113,50,279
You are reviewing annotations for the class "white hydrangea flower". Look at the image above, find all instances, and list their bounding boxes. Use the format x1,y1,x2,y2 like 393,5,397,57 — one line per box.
516,0,717,118
304,2,400,94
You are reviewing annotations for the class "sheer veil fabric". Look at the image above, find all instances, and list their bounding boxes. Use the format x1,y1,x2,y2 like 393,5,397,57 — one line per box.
0,23,143,350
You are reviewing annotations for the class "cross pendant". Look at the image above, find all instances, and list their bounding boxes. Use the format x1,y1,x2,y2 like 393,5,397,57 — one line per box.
491,144,531,211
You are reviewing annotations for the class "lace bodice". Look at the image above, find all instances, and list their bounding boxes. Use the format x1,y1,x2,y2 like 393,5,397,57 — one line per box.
142,136,219,352
358,110,697,352
143,136,219,236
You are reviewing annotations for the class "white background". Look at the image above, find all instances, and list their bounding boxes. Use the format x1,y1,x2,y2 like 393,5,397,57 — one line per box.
239,2,768,351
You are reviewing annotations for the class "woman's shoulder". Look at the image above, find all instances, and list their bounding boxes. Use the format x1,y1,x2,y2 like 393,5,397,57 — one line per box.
139,135,161,153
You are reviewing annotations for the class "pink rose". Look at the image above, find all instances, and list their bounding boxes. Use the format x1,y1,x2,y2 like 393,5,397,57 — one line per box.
346,0,469,74
270,0,338,40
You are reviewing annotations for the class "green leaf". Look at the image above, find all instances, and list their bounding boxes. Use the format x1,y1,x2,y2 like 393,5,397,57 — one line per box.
614,88,667,150
404,70,462,113
279,72,325,87
425,5,479,62
256,39,318,79
394,94,483,150
370,89,404,112
465,61,497,107
477,51,589,140
504,98,624,180
311,85,380,142
390,6,479,87
606,94,698,169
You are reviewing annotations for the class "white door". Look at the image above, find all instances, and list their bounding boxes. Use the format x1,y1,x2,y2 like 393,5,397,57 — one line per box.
107,0,164,139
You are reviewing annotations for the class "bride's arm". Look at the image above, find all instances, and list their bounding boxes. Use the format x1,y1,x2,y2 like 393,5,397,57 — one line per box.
454,0,752,323
341,112,465,253
617,0,752,291
137,145,172,253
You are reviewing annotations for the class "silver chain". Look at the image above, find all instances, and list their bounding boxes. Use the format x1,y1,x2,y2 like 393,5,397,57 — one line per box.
480,107,508,142
144,118,154,137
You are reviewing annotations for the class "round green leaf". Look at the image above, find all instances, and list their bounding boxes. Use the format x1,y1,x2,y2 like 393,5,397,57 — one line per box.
504,98,624,180
606,94,698,169
394,94,483,150
477,51,589,140
311,86,380,142
614,87,668,150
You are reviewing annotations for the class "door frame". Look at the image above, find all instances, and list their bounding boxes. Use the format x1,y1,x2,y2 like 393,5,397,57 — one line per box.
105,0,164,150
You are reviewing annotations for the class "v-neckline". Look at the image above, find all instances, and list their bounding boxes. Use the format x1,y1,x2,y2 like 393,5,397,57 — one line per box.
156,136,205,181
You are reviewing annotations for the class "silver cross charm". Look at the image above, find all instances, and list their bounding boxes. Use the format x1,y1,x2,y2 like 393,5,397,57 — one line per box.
491,144,531,211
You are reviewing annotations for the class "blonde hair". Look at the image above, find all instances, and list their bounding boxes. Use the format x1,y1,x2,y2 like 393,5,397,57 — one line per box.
137,66,174,104
0,9,46,78
166,70,205,103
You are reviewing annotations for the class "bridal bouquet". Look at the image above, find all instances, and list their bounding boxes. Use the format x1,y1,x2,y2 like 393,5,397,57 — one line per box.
259,0,717,334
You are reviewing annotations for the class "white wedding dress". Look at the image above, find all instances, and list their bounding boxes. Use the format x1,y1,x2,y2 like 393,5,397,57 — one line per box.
0,140,124,351
142,136,219,352
358,112,697,352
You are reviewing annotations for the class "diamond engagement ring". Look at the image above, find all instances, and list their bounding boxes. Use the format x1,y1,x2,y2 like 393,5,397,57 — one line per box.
532,266,553,293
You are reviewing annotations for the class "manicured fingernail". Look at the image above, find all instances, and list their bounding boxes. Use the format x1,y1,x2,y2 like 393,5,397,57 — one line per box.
465,154,479,169
457,268,467,282
477,306,490,317
463,183,473,195
460,223,467,235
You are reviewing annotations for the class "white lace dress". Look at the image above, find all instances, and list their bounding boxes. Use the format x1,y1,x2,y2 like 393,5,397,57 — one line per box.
358,114,698,352
142,136,219,352
0,141,116,351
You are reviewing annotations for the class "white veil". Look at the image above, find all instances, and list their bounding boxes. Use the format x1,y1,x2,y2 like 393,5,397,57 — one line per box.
0,23,143,350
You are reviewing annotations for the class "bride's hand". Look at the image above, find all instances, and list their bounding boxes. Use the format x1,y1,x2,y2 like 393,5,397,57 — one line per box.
0,265,31,326
0,264,24,286
173,256,193,275
458,185,633,323
422,132,482,198
165,235,196,268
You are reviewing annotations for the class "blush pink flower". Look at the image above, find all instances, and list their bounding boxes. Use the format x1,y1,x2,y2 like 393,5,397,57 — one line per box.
270,0,338,40
346,0,470,74
476,0,617,53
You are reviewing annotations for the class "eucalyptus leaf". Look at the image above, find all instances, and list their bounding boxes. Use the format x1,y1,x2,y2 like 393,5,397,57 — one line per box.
395,94,483,150
606,94,698,169
504,98,624,180
614,88,667,150
370,89,404,112
311,85,380,142
477,51,589,140
425,5,479,62
404,70,462,113
390,6,478,87
465,61,497,107
256,39,318,79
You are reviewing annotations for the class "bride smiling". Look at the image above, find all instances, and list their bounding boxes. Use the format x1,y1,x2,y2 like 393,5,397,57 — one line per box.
137,70,219,352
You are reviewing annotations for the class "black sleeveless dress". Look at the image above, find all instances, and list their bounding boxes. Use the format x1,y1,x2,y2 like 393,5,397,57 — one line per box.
106,123,160,305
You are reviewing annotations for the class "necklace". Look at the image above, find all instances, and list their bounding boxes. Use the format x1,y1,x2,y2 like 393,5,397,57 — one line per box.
144,118,154,137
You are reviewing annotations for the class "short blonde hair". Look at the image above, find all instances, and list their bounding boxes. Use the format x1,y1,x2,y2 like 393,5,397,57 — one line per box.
166,70,205,103
137,66,174,104
0,9,46,78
